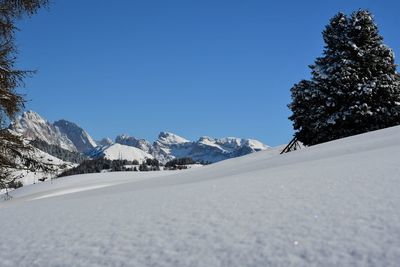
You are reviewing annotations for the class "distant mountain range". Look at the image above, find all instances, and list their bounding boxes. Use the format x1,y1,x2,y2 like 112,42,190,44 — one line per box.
10,111,269,164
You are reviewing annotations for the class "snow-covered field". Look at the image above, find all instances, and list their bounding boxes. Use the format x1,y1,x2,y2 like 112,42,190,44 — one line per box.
1,126,400,267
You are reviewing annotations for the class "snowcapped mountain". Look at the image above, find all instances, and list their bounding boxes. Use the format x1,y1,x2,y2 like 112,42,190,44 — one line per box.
89,143,153,162
113,132,269,164
10,111,77,152
151,132,191,163
96,137,113,147
197,136,268,154
54,120,97,153
10,110,269,164
10,111,97,154
150,132,269,163
157,131,190,145
187,136,269,163
115,134,153,154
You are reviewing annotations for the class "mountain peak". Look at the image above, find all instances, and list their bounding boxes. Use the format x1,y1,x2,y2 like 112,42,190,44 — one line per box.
115,134,152,153
157,132,190,145
20,110,47,124
97,137,113,147
54,119,97,153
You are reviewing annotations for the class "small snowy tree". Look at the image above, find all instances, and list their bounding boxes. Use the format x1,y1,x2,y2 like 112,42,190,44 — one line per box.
289,10,400,146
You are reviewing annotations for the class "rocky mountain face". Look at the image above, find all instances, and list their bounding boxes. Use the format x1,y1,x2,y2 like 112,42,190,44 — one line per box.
10,111,269,164
54,120,97,153
9,111,96,154
151,132,191,163
10,111,77,152
115,135,153,154
96,137,113,147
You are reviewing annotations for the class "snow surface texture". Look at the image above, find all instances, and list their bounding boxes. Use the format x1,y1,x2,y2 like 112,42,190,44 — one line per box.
1,126,400,266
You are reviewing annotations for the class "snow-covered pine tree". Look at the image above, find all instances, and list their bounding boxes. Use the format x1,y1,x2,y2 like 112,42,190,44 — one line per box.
289,10,400,146
0,0,49,191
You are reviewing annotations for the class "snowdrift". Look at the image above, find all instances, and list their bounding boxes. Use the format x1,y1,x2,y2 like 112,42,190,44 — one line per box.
1,126,400,266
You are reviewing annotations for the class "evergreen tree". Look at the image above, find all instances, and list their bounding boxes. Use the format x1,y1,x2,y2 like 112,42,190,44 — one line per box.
289,10,400,146
0,0,49,189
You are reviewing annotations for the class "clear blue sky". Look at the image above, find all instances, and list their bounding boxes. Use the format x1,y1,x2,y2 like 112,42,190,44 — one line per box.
15,0,400,145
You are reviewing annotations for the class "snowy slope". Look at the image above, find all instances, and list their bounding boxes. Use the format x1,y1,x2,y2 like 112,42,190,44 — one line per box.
89,143,153,162
9,147,76,187
1,126,400,266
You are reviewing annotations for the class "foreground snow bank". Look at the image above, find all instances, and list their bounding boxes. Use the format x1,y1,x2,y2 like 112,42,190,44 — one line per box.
1,126,400,267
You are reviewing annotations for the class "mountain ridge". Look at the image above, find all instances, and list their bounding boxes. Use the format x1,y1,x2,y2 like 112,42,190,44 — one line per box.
10,110,269,164
10,110,77,152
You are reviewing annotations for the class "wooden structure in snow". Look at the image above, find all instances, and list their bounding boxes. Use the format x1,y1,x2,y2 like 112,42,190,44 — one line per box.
280,137,302,154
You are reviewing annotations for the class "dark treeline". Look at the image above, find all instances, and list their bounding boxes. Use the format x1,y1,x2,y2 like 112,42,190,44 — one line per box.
139,158,160,171
165,157,195,168
58,158,137,177
58,156,208,178
163,157,210,170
